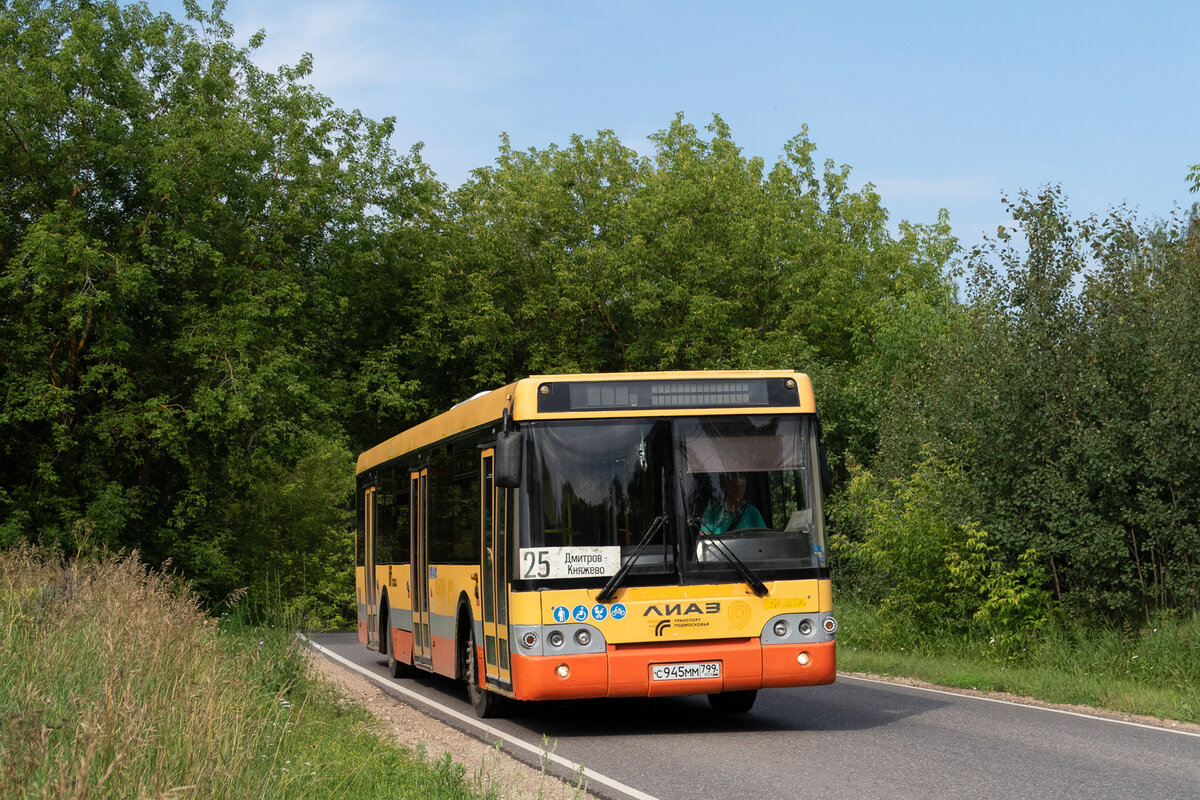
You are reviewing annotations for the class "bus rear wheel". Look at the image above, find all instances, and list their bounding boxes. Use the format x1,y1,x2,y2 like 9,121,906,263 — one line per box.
465,626,504,718
708,690,757,713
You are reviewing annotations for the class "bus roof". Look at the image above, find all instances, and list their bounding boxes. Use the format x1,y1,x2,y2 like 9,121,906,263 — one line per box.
355,370,814,475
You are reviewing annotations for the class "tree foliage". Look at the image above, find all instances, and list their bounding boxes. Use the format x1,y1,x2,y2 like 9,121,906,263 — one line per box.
875,187,1200,620
400,114,961,469
0,0,437,613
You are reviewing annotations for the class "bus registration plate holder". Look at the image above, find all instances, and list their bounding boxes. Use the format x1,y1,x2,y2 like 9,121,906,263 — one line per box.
651,661,721,681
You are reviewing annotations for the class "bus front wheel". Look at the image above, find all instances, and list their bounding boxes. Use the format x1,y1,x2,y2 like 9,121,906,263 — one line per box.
465,626,504,718
708,690,757,713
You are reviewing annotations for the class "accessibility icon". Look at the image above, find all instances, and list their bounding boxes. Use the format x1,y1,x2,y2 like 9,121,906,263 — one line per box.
572,605,589,622
552,606,569,624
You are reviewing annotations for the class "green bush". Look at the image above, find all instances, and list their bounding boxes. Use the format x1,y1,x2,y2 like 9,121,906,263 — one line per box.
831,451,1050,657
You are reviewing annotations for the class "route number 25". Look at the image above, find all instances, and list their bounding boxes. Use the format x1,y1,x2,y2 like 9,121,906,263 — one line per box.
522,550,551,578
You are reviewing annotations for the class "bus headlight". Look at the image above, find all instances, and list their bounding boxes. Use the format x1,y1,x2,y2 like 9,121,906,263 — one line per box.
797,651,811,666
548,630,565,648
575,629,591,646
555,663,570,678
520,631,538,650
798,619,813,636
773,620,789,637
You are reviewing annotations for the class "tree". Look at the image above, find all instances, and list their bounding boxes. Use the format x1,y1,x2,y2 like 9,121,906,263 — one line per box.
876,187,1200,618
0,0,435,610
405,113,960,472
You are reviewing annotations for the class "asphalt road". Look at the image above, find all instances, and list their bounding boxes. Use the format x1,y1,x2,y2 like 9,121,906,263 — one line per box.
309,632,1200,800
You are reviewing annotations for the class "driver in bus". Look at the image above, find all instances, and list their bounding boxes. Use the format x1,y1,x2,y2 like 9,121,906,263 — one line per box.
700,472,765,535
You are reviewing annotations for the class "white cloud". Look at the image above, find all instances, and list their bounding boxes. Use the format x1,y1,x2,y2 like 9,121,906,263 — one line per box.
229,2,526,101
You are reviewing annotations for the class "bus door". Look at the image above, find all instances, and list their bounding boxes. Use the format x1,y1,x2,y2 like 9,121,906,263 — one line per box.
410,468,433,670
363,484,379,649
480,450,512,687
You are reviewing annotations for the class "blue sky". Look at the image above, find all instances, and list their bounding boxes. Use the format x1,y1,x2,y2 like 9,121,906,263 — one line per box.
149,1,1198,248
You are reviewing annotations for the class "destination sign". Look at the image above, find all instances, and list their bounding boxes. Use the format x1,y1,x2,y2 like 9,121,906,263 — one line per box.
518,546,621,580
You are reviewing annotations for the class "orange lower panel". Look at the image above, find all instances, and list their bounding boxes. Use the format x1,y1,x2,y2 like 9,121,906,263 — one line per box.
510,651,610,701
511,639,837,702
357,621,367,646
761,640,837,687
430,633,457,678
391,628,413,666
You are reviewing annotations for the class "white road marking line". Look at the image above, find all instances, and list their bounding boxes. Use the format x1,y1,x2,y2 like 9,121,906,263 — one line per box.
839,673,1200,738
302,636,661,800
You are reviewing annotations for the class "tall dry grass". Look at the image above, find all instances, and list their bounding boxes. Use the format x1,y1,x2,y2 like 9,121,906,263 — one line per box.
0,546,486,800
0,545,292,797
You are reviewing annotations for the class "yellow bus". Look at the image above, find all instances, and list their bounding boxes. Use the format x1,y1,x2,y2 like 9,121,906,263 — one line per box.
355,371,836,716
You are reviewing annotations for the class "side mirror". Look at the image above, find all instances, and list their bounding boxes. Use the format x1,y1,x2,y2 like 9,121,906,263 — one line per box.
495,430,523,488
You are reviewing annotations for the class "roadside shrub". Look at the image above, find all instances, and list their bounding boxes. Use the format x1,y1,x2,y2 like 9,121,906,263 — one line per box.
831,451,1051,657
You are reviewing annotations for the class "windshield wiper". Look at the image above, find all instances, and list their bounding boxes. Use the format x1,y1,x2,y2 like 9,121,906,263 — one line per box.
695,529,770,597
597,515,665,604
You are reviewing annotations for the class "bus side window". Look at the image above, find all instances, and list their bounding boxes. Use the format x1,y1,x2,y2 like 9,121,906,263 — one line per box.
451,447,478,561
429,448,454,563
394,485,411,563
428,446,480,564
375,467,396,564
376,466,411,565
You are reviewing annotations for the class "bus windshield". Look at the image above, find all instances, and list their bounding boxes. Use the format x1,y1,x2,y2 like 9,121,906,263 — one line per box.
521,415,825,586
525,419,674,577
678,416,824,581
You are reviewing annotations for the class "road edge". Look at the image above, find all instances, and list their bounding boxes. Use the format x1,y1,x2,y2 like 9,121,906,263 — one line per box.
301,634,662,800
838,670,1200,737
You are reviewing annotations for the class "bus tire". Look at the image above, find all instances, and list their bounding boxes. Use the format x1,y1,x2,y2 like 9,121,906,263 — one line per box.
465,625,504,718
708,690,757,713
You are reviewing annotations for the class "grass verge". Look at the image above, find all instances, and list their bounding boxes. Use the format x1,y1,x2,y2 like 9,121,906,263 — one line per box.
0,545,490,799
835,597,1200,724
